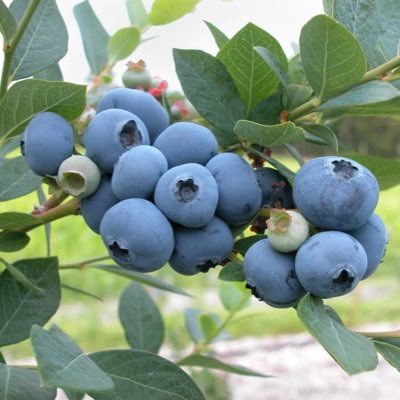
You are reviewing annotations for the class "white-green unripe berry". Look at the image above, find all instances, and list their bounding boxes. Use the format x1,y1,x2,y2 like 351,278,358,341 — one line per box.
58,155,101,198
267,209,309,252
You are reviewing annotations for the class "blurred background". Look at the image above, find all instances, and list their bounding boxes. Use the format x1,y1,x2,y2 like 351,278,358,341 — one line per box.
2,0,400,398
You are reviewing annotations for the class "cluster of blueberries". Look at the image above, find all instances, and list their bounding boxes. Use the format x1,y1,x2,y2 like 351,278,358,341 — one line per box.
20,87,387,308
244,156,387,307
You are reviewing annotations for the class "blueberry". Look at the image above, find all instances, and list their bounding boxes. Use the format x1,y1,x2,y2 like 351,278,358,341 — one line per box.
153,122,219,167
111,145,168,200
96,88,169,143
58,155,101,198
81,175,119,234
348,213,387,279
206,153,262,225
295,231,368,298
254,167,294,209
100,198,174,272
293,156,379,231
243,239,306,308
154,163,219,228
21,112,74,176
169,217,233,275
83,108,149,173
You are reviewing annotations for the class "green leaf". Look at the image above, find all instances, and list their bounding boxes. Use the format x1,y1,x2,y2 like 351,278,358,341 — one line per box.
0,212,41,231
173,48,245,146
372,337,400,372
0,352,4,363
91,264,191,296
0,79,86,142
31,325,114,392
328,0,400,68
199,313,220,343
0,257,60,346
184,308,204,344
254,46,287,86
125,0,148,30
34,63,63,81
64,390,84,400
318,81,400,112
301,123,339,152
323,0,334,16
0,157,42,201
297,295,378,374
287,53,308,85
149,0,199,25
119,282,164,353
1,259,41,292
178,354,270,377
0,1,17,41
0,136,20,157
9,0,68,81
219,281,250,312
299,15,367,100
218,262,245,282
247,93,282,125
345,154,400,190
73,0,110,75
0,363,57,400
89,350,205,399
0,231,30,252
234,234,268,256
218,22,287,115
284,84,313,111
234,120,304,146
204,20,229,49
108,27,141,64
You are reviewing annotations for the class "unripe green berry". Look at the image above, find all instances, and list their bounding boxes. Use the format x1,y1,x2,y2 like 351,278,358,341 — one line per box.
122,60,152,90
267,209,309,252
58,155,101,198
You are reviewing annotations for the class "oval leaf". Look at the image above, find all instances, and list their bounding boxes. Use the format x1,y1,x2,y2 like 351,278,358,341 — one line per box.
31,325,114,392
149,0,199,25
0,1,17,41
372,337,400,372
300,15,367,100
125,0,148,30
119,282,164,353
0,257,60,346
184,308,204,344
0,79,86,142
328,0,400,68
108,26,141,64
34,63,63,81
73,0,110,75
234,235,268,256
0,157,42,201
297,295,378,375
0,364,57,400
301,123,339,152
0,212,41,231
89,349,205,400
234,120,304,146
9,0,68,80
218,22,288,115
204,21,229,50
218,262,245,282
178,354,270,377
173,48,245,146
219,281,250,312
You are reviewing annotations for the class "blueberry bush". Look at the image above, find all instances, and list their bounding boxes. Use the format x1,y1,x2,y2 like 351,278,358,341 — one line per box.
1,0,400,398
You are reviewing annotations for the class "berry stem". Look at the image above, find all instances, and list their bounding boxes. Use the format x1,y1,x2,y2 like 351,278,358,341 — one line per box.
59,255,112,270
356,329,400,338
283,143,305,166
0,0,41,99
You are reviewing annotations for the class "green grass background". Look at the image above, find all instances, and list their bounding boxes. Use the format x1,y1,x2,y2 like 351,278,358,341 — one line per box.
2,158,400,362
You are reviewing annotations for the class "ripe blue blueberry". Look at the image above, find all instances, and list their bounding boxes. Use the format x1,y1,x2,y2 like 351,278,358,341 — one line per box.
84,108,149,173
100,198,174,272
153,122,219,167
348,213,387,280
254,167,294,209
243,238,306,308
169,217,233,275
154,163,219,228
206,152,262,225
111,145,168,200
96,88,169,143
21,112,74,176
295,231,368,298
293,156,379,231
81,175,119,234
